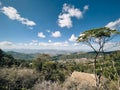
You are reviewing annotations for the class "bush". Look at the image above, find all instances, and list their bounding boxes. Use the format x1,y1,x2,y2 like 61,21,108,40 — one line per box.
0,68,38,90
33,81,65,90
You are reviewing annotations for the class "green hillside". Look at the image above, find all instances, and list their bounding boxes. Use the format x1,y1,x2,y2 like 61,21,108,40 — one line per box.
6,51,37,60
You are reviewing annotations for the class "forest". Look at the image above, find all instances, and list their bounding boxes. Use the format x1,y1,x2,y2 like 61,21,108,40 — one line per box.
0,48,120,90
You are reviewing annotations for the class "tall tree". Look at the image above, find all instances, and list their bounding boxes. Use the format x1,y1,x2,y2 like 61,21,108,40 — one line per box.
77,27,120,87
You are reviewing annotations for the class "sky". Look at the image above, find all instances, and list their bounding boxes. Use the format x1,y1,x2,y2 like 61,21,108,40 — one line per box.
0,0,120,50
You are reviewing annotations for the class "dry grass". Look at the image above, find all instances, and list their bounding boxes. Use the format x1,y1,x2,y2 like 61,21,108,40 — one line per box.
0,67,38,89
33,81,66,90
0,68,117,90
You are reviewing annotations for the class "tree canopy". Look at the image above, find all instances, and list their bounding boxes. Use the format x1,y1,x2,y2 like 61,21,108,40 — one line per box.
77,27,120,52
77,27,120,42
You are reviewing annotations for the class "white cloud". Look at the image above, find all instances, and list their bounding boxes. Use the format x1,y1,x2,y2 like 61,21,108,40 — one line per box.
52,31,61,38
53,42,63,46
69,34,77,42
74,43,79,46
39,42,48,46
106,18,120,30
1,40,119,51
0,41,89,50
48,40,52,43
32,40,38,43
104,42,120,50
1,6,36,26
0,41,13,46
64,41,69,46
29,40,38,46
38,41,69,47
38,32,46,38
58,14,72,28
58,3,89,28
83,5,89,13
53,41,69,47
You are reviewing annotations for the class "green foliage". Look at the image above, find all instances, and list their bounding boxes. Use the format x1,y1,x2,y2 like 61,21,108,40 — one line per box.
94,50,120,80
53,52,111,60
0,49,15,67
0,49,32,68
77,27,120,88
1,48,120,89
32,54,51,71
6,51,35,60
106,51,120,79
77,27,120,42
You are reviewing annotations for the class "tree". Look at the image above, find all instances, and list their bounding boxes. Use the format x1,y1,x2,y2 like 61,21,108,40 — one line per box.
0,49,15,67
0,49,4,59
77,27,120,87
32,54,52,71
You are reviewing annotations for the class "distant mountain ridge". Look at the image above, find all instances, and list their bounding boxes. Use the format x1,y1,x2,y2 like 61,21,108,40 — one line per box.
6,51,37,60
5,49,76,60
4,49,77,54
5,49,84,60
5,49,114,61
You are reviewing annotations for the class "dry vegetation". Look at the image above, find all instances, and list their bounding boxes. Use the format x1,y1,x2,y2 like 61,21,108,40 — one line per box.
0,49,120,90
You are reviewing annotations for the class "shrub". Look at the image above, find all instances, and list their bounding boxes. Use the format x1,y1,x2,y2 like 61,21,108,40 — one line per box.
0,68,38,90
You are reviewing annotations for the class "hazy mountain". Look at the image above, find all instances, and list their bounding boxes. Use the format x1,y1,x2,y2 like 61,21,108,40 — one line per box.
6,51,37,60
4,49,81,60
4,49,78,55
5,49,113,60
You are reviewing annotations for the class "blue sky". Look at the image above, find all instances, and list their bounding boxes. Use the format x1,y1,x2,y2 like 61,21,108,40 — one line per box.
0,0,120,50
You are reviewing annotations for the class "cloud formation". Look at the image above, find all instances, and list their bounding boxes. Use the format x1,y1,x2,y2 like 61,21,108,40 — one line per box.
73,43,79,46
38,32,46,38
0,41,13,46
58,3,89,28
37,41,69,47
1,6,36,26
1,40,119,51
106,18,120,30
48,40,52,43
83,5,89,13
52,31,61,38
69,34,77,42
